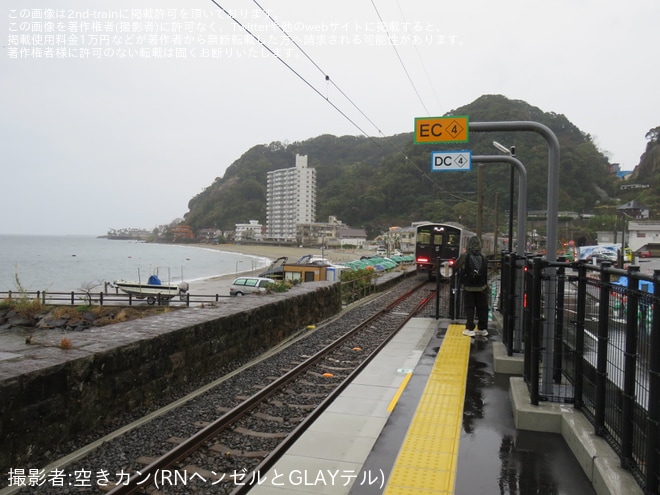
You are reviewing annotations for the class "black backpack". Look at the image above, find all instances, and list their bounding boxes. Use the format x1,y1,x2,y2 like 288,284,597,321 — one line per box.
461,253,487,286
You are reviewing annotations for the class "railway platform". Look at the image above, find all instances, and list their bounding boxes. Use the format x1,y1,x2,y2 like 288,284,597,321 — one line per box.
247,316,639,495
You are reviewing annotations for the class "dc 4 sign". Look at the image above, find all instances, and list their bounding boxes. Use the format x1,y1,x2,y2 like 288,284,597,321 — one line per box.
431,150,472,172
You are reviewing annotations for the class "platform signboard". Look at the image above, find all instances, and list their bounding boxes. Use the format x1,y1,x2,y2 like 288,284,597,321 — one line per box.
431,150,472,171
414,116,469,144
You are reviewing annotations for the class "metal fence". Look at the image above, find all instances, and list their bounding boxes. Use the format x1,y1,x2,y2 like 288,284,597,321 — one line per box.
419,259,502,320
0,289,229,307
2,268,407,310
500,255,660,493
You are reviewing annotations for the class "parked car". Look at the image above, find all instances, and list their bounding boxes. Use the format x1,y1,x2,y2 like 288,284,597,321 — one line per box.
229,276,275,296
638,250,652,259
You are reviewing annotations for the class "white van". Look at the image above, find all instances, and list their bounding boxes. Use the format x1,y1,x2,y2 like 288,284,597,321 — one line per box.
229,276,274,296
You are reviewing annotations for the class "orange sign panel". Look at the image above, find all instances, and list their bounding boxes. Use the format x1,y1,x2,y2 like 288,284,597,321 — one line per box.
414,116,469,143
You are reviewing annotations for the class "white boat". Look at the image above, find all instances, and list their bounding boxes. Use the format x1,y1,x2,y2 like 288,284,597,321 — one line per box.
294,254,333,266
113,269,189,305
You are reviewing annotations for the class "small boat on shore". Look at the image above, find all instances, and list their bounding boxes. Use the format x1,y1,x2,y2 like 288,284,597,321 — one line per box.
258,256,287,279
113,270,189,305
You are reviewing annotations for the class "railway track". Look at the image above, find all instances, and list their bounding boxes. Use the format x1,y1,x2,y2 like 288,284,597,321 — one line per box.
105,280,434,495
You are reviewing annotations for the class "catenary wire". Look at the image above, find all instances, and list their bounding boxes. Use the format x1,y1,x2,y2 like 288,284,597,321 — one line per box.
369,0,431,116
394,0,442,111
209,0,470,204
207,0,373,140
246,1,467,202
251,0,385,137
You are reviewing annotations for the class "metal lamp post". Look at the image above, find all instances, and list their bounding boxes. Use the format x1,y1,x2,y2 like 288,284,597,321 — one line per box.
493,141,516,252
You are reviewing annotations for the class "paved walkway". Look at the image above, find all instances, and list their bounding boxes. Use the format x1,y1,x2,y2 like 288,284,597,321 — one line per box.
245,318,598,495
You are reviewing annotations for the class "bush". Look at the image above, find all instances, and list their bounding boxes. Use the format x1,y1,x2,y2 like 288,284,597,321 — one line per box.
267,279,297,293
340,268,377,283
340,268,378,304
11,298,43,319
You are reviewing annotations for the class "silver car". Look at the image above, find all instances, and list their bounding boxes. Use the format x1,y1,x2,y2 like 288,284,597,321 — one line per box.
229,276,275,296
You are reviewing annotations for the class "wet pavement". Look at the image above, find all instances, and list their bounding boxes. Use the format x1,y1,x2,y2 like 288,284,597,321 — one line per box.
350,322,597,495
455,336,596,494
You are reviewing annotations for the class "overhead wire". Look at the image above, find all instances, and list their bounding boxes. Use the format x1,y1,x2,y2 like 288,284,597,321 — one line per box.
369,0,431,116
362,0,470,200
394,0,442,111
367,0,468,202
251,0,385,137
208,0,470,203
206,0,373,140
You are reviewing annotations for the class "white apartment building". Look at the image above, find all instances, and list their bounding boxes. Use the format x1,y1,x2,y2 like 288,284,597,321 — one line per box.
235,220,264,242
266,154,317,242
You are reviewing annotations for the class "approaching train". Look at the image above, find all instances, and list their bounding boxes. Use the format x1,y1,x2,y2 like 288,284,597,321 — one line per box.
414,222,507,279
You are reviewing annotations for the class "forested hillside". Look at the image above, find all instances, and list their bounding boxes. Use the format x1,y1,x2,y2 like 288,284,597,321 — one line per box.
183,94,647,239
627,126,660,214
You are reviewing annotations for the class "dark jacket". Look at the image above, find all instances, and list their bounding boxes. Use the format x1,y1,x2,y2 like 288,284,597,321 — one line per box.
455,236,488,291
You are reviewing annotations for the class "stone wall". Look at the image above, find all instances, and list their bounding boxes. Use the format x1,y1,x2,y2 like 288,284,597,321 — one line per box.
0,282,341,472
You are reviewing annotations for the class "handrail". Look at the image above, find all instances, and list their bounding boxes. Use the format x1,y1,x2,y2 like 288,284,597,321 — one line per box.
0,290,229,307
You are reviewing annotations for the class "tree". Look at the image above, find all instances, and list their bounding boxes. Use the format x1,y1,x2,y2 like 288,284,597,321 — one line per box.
181,95,626,234
78,280,103,306
645,126,660,146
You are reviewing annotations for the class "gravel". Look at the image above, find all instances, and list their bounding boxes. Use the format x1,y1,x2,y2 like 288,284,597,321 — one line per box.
10,275,424,495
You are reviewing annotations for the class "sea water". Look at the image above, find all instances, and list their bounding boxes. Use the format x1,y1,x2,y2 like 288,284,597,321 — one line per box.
0,235,270,293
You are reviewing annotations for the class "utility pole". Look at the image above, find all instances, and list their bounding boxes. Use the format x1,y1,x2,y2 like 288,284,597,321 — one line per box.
477,164,483,238
493,192,499,256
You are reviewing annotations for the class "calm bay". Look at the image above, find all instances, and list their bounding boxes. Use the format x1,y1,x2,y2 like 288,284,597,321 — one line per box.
0,235,269,293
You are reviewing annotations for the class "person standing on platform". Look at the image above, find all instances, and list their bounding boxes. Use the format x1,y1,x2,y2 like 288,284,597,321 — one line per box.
455,235,489,337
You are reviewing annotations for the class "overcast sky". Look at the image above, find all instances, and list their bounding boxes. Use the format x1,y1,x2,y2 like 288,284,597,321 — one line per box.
2,0,658,236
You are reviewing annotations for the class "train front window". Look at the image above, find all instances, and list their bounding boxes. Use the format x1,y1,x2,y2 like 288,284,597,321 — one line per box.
417,231,431,244
443,232,460,258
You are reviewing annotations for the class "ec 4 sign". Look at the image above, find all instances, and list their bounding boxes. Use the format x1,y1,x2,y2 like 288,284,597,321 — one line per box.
431,150,472,172
414,116,469,144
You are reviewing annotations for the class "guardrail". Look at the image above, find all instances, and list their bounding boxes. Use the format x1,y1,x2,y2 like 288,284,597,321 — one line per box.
0,290,230,307
500,255,660,493
419,259,501,320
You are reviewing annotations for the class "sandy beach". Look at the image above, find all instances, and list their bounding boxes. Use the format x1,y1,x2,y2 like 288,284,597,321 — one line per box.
186,244,365,296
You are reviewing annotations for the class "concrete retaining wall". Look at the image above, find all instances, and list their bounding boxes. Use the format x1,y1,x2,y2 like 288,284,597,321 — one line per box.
0,281,341,472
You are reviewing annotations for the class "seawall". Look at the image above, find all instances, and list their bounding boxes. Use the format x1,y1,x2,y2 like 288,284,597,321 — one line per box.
0,281,342,472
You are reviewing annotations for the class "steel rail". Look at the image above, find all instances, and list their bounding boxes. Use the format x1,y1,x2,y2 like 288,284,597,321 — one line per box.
229,282,435,495
107,281,431,494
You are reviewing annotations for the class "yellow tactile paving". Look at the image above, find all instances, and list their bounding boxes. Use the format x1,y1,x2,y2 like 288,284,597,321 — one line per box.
383,323,471,495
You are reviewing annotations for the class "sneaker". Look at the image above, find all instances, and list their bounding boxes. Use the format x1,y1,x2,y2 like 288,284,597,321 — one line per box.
462,329,475,337
474,329,489,337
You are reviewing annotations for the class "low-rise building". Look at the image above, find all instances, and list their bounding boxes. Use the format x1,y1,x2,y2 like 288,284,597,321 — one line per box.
336,228,368,248
296,216,366,248
627,220,660,255
197,228,220,241
235,220,264,242
170,224,194,240
617,200,650,219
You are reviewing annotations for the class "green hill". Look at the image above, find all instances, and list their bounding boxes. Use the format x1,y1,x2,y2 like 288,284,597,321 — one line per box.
183,94,650,239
